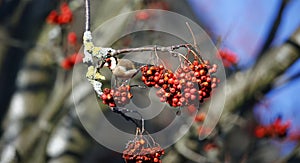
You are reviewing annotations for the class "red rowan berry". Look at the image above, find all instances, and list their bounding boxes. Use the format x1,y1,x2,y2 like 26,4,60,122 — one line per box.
135,11,150,20
46,11,58,24
67,32,77,46
195,112,206,122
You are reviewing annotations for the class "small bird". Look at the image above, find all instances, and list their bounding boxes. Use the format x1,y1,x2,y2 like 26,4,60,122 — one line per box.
104,57,139,79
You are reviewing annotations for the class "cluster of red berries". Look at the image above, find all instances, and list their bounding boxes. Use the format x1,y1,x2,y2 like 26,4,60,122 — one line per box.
141,65,182,107
46,2,73,25
175,60,218,104
123,138,164,163
100,85,133,107
218,49,238,67
60,53,83,70
141,59,219,108
255,118,290,138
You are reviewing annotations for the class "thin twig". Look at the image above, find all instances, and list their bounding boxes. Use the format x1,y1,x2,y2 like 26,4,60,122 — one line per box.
170,51,192,65
185,44,205,64
185,22,206,64
112,107,144,129
85,0,90,31
257,0,289,58
154,46,167,68
186,22,197,50
111,43,208,66
112,44,188,56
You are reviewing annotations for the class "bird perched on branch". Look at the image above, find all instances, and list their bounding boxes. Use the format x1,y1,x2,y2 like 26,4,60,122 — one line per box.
103,56,139,80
